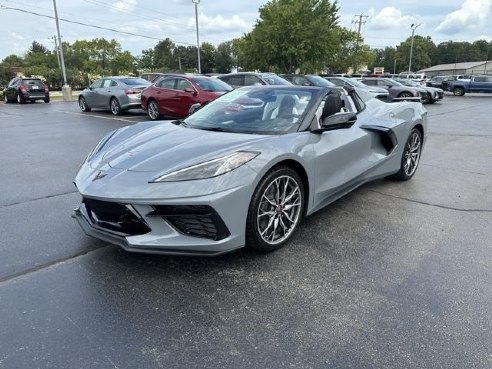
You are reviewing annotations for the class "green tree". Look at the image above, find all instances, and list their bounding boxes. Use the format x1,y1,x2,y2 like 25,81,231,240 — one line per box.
239,0,340,73
215,41,234,73
200,42,216,74
395,35,435,72
325,28,374,73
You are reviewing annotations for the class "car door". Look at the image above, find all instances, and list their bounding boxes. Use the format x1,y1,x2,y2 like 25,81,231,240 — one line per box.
95,79,114,108
312,95,380,207
6,78,17,100
85,79,104,107
173,78,197,117
153,77,178,116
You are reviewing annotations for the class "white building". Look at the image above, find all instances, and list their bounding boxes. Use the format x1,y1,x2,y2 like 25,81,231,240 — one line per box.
418,61,492,77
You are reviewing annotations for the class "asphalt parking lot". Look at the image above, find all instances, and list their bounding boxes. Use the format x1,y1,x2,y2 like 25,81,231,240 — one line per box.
1,95,491,369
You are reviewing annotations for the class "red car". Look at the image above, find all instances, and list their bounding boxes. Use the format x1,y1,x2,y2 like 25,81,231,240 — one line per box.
141,75,232,120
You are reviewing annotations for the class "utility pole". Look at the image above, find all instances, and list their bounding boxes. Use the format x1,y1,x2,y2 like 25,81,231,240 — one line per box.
52,36,61,70
192,0,201,74
52,0,72,100
351,14,368,74
408,23,421,74
353,14,368,35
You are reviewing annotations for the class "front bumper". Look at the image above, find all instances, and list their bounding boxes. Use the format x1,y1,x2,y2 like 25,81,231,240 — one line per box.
73,170,256,255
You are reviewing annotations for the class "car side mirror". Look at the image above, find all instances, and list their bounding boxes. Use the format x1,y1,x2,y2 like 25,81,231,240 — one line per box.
184,87,197,95
314,112,357,133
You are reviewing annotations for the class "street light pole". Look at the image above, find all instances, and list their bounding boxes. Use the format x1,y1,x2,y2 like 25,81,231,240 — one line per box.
192,0,201,74
408,23,421,74
52,0,71,100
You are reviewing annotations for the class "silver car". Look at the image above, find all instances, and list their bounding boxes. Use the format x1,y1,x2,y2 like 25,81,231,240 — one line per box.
394,78,444,104
78,77,151,115
73,86,427,256
360,77,427,102
324,76,389,101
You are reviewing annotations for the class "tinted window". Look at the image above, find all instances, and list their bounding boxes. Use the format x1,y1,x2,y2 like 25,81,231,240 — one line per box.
362,79,377,86
292,76,310,86
192,77,232,92
327,78,345,87
244,75,262,86
223,75,243,86
110,80,118,87
22,79,45,88
102,79,112,88
474,77,486,82
306,76,334,87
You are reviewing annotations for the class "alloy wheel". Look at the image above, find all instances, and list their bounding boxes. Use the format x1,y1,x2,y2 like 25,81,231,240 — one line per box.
403,131,421,177
257,175,302,245
79,97,87,111
110,98,120,115
148,101,160,120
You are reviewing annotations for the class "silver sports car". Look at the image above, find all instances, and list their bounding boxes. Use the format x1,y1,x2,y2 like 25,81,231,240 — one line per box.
73,86,427,255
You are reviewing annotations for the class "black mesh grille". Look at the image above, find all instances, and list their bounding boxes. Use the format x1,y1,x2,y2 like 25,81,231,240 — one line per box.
149,205,230,241
83,198,150,235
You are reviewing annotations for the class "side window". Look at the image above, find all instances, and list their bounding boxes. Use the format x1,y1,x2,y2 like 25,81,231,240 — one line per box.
91,79,104,89
176,78,192,91
157,78,176,89
377,80,388,87
487,76,492,83
293,76,310,86
363,79,376,86
109,80,118,87
226,76,244,86
244,75,262,86
102,79,112,88
474,77,486,83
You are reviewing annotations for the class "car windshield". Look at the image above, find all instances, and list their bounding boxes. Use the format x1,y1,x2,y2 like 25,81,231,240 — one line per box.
119,78,151,86
340,77,366,88
307,75,334,87
260,74,292,85
184,87,319,135
192,77,233,92
395,79,416,87
385,79,402,86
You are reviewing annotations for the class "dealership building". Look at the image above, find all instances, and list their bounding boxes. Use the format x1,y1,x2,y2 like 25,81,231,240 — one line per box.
417,60,492,76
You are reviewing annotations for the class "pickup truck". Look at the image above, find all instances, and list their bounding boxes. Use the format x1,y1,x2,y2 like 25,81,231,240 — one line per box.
449,75,492,96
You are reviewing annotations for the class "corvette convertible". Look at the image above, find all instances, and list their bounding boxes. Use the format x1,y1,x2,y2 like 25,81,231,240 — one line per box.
73,86,427,255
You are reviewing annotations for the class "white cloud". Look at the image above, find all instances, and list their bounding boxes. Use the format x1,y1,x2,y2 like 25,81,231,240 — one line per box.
478,34,492,41
436,0,491,34
368,6,415,30
112,0,137,13
188,14,251,34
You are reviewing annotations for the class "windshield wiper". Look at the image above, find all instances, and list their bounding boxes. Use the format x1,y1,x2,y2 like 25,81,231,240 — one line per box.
197,126,228,132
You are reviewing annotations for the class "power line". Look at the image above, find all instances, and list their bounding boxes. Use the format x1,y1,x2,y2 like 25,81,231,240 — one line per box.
0,5,195,46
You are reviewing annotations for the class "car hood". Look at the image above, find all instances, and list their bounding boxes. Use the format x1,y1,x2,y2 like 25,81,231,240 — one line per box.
96,122,271,172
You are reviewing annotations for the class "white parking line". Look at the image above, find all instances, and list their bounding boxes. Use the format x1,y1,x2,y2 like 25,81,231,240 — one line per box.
54,109,137,123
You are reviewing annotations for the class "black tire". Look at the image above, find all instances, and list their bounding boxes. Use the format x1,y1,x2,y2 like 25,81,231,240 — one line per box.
246,166,305,252
392,128,423,181
398,92,413,99
110,97,121,115
79,97,91,112
147,100,161,120
4,93,9,104
16,92,25,104
44,96,50,103
30,99,35,103
453,87,465,96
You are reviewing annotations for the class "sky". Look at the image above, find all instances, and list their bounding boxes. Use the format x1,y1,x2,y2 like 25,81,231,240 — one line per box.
0,0,491,60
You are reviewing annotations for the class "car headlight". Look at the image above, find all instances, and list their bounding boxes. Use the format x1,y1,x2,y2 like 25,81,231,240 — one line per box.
152,151,260,182
86,130,116,162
